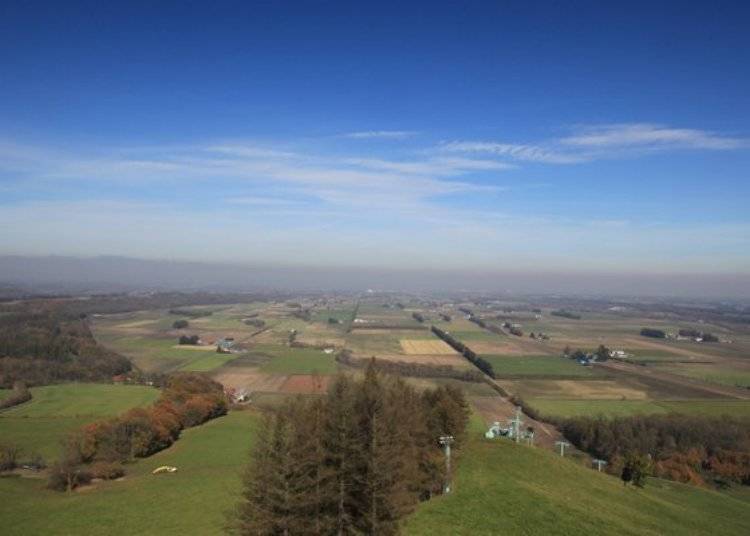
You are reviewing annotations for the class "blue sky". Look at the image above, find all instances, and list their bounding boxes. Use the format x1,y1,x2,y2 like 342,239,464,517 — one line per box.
1,1,749,273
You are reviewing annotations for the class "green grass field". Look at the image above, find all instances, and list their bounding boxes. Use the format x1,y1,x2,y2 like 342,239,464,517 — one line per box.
448,330,507,342
179,352,238,371
404,422,750,535
96,335,237,372
0,411,260,535
0,384,159,460
255,345,338,374
656,364,750,389
484,355,596,378
526,398,750,419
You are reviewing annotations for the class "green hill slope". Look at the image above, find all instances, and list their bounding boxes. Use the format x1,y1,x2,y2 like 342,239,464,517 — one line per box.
404,430,750,535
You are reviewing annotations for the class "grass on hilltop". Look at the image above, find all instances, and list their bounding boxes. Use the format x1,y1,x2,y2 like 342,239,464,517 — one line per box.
0,410,259,536
0,383,159,460
404,420,750,535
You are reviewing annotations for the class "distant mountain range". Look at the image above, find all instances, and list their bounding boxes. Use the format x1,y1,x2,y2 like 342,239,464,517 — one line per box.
0,254,748,299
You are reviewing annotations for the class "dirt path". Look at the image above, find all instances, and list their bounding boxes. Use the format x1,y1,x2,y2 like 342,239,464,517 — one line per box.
598,360,750,400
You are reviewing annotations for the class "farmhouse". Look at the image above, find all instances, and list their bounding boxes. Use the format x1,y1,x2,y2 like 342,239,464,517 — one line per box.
216,337,235,353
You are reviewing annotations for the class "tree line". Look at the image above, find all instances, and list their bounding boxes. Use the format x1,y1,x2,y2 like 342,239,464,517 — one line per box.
561,414,750,488
336,351,484,383
430,326,496,378
48,373,227,491
230,364,469,535
0,307,131,388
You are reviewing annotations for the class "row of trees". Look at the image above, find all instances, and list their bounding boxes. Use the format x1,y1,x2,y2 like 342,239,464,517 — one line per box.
561,414,750,488
431,326,496,378
48,373,228,491
231,365,469,535
562,345,610,362
640,328,666,338
550,310,581,320
168,308,213,318
336,351,484,383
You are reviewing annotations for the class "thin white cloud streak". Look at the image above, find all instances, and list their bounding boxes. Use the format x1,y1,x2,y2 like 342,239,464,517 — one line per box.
344,156,514,176
440,123,748,165
561,123,748,150
439,141,585,164
343,130,418,139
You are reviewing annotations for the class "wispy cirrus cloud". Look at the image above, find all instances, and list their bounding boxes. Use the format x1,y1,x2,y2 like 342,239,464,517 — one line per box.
438,123,749,165
0,139,503,220
438,141,585,164
560,123,747,150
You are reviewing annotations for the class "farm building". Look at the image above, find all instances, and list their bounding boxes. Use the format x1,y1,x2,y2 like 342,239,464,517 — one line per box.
216,337,235,353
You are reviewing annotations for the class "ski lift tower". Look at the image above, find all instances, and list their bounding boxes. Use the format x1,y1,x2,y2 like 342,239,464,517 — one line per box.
593,459,608,472
508,406,523,443
555,440,570,457
439,435,455,493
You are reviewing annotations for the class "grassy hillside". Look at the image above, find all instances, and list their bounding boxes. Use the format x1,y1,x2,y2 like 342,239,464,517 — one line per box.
0,383,159,460
0,410,259,535
404,424,750,535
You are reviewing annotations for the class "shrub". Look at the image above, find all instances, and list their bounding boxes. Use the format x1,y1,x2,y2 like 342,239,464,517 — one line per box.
178,334,200,345
172,319,189,329
47,462,92,492
0,443,21,471
640,328,666,339
90,461,125,480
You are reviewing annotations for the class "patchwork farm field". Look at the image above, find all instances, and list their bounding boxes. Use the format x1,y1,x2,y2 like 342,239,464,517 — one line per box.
0,384,159,461
0,411,260,536
483,355,597,378
400,339,457,355
526,398,750,419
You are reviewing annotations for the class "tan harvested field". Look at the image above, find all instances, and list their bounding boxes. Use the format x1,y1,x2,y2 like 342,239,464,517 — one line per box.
400,339,456,355
212,369,289,392
599,361,750,400
371,353,472,368
279,375,331,394
497,379,649,400
170,344,217,351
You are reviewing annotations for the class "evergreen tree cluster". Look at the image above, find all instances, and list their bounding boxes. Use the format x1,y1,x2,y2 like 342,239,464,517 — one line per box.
232,364,469,535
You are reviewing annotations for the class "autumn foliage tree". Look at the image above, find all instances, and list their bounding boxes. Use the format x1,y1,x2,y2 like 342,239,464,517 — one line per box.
48,373,227,491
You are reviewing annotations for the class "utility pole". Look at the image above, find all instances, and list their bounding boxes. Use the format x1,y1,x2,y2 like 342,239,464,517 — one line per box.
439,435,455,493
508,406,523,443
555,440,570,457
593,459,608,472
